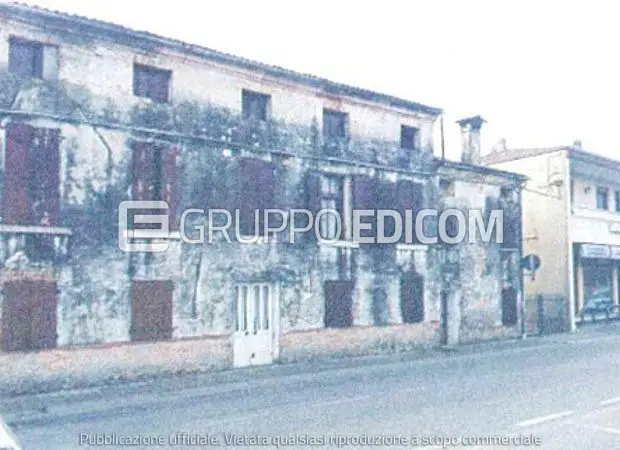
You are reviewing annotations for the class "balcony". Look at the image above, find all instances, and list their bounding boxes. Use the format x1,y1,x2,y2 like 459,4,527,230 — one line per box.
0,224,72,267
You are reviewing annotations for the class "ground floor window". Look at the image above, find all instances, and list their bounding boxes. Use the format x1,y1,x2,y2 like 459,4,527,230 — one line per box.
582,260,612,307
324,280,354,328
234,283,272,333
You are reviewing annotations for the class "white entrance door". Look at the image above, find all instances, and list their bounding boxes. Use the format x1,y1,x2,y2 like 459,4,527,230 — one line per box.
233,283,275,368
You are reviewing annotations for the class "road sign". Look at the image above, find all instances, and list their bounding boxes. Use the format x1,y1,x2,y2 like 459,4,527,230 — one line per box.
521,254,541,272
521,254,541,280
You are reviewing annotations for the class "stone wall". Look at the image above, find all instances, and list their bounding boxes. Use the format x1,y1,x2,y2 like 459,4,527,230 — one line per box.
280,323,439,363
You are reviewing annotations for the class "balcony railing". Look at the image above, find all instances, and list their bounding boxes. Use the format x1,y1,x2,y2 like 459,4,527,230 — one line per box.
0,224,72,265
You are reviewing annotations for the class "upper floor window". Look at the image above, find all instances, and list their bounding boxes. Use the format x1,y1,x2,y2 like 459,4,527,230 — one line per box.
439,178,455,197
133,63,171,103
131,142,179,228
615,191,620,212
242,90,270,121
319,175,345,241
400,125,418,150
596,186,609,211
9,38,44,79
323,109,348,140
233,158,279,237
3,123,61,226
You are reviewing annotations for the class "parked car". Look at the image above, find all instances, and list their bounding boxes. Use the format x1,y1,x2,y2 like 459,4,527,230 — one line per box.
0,416,21,450
580,288,615,320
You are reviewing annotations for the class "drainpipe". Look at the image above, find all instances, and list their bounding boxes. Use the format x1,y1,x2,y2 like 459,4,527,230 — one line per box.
518,180,527,339
440,115,446,160
565,152,577,332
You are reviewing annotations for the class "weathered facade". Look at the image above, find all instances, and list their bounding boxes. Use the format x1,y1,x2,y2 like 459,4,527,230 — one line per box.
0,3,525,368
485,141,620,333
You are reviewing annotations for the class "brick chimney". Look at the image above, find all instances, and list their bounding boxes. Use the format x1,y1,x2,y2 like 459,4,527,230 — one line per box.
457,115,486,164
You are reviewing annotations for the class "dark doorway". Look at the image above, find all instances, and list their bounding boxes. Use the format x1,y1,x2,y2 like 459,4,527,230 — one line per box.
400,270,424,323
130,280,174,342
440,290,448,346
501,286,518,326
1,280,58,352
324,280,354,328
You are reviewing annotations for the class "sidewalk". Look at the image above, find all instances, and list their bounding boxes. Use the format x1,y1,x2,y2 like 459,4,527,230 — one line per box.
2,322,619,424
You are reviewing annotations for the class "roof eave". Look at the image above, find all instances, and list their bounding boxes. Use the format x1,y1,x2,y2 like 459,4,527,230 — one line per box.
0,3,443,117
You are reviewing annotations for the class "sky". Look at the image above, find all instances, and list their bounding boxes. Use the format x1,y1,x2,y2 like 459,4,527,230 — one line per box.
21,0,620,161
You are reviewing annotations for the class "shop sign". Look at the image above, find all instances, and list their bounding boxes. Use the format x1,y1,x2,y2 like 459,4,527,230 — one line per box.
580,244,611,259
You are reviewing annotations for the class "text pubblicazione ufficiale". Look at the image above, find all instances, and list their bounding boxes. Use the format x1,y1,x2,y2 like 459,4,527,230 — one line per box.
79,432,543,447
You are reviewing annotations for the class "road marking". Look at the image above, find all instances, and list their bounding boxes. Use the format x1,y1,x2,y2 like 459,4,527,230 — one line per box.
515,410,574,428
600,397,620,406
581,424,620,436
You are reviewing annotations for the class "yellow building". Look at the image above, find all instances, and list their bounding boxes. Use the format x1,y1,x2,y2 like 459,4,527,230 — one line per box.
484,141,620,332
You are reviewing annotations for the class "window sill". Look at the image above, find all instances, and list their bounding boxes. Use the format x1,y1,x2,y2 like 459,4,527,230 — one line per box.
396,244,428,252
318,240,360,249
121,229,181,240
0,224,72,236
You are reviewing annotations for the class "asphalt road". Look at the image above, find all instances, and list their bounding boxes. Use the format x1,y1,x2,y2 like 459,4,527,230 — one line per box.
7,331,620,449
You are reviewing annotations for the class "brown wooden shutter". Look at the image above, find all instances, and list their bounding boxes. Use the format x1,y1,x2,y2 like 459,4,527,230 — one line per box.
376,180,397,240
411,183,424,244
395,180,413,243
161,145,179,228
502,202,520,249
235,158,274,236
131,142,155,229
233,158,251,236
255,160,280,230
485,195,501,245
4,123,34,225
352,174,375,240
260,161,283,228
132,142,155,202
32,128,61,226
298,171,321,241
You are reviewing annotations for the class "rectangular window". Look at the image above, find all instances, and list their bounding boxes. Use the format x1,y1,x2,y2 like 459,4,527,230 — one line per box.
235,283,272,333
396,180,424,244
596,187,609,210
400,125,418,150
323,109,347,139
319,175,344,241
234,158,278,236
615,191,620,212
324,280,354,328
242,90,270,121
323,109,348,156
133,63,172,103
3,124,60,226
439,178,455,196
8,38,44,78
131,142,179,228
130,280,174,342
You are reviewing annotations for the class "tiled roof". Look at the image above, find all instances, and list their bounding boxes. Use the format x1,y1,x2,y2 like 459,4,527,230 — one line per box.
483,145,620,171
0,2,443,116
481,147,567,165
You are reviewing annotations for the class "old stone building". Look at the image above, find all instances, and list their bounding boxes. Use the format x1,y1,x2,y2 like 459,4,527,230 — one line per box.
0,3,525,368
